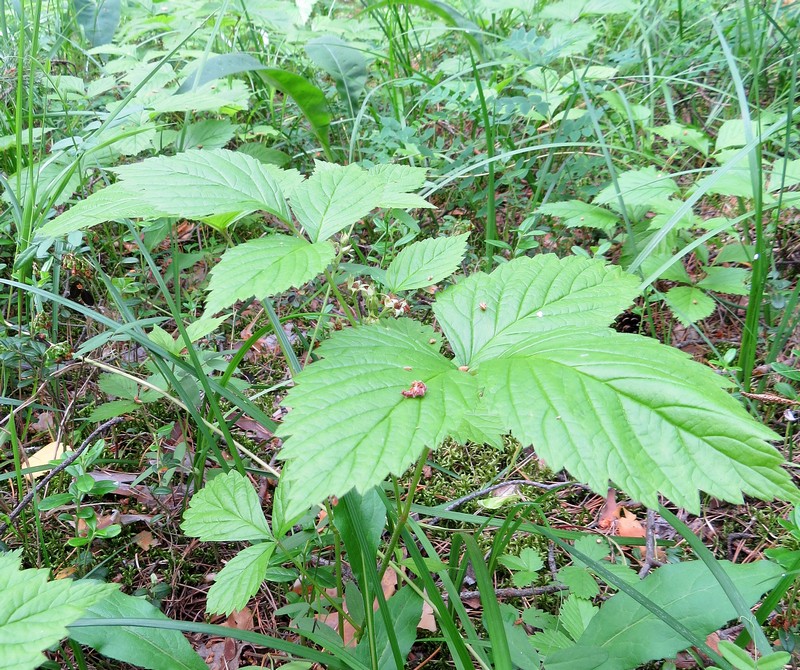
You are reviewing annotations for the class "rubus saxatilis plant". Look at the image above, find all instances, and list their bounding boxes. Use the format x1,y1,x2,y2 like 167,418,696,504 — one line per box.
36,148,799,521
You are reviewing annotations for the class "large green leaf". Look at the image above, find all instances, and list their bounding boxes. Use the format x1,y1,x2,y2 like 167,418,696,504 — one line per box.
384,233,468,292
477,328,795,512
177,53,266,93
0,552,116,670
594,167,678,211
73,0,121,46
663,286,715,326
288,162,383,242
69,591,206,670
35,183,167,238
112,149,296,222
276,319,479,517
206,543,276,616
545,560,784,670
258,69,332,157
182,470,272,541
432,255,640,366
205,235,335,314
305,35,368,117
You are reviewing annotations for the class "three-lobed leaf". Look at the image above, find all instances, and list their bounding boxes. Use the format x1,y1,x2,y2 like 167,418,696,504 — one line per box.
277,254,799,516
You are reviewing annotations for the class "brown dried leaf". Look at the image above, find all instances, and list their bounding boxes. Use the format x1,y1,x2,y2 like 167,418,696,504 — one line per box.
24,441,67,480
133,530,157,550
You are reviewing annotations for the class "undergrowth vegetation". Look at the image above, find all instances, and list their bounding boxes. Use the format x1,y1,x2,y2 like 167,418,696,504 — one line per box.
1,0,800,668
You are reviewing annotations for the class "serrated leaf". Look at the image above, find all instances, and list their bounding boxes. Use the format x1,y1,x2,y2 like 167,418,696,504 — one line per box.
88,400,140,422
35,183,167,239
177,53,265,93
112,149,293,222
558,565,599,599
478,329,796,512
0,552,116,670
98,373,139,400
650,123,710,156
182,314,228,345
369,164,434,210
276,319,480,517
561,560,784,670
207,543,276,615
560,595,598,641
182,471,272,541
696,266,750,296
205,235,334,313
594,167,678,211
537,200,619,233
69,590,206,670
663,286,716,325
433,255,640,366
384,233,468,292
288,163,382,242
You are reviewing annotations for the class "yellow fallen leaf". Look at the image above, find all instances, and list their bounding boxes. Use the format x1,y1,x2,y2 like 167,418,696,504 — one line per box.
23,441,67,480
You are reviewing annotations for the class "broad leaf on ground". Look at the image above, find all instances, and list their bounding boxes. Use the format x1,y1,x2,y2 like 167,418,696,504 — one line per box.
276,319,480,517
205,235,335,313
432,255,639,366
305,35,368,116
545,560,784,670
0,551,116,670
536,200,619,233
182,470,272,541
384,233,468,292
69,590,206,670
594,167,678,211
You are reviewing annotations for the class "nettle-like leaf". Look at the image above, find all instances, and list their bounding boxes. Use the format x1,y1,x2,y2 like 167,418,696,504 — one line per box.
432,255,640,366
289,162,384,243
384,233,469,292
663,286,716,326
0,551,116,670
276,254,799,516
205,234,335,313
276,319,480,518
206,543,276,616
113,148,298,222
181,470,272,541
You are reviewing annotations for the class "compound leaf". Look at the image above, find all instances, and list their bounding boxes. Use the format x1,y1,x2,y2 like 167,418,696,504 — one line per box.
384,233,469,292
182,471,272,542
205,235,335,313
433,255,639,366
478,329,797,512
276,319,480,517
